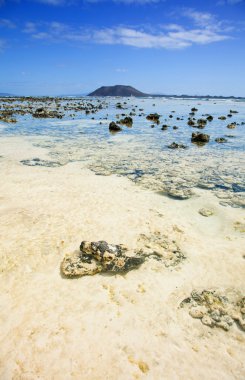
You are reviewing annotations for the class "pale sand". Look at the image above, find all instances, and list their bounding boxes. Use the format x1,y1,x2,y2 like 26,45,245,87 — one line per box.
0,137,244,379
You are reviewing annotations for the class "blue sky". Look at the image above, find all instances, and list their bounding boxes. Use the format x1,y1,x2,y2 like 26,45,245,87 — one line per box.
0,0,245,95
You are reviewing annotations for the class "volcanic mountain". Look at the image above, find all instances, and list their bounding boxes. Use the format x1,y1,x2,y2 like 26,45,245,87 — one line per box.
88,85,148,97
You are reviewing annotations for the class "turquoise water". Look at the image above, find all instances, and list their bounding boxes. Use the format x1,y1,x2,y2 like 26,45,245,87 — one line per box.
0,96,244,206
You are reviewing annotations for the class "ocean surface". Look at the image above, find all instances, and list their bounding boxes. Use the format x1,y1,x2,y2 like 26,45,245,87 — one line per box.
0,96,244,207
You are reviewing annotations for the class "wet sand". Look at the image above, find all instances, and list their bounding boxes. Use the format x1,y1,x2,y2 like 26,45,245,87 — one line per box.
0,137,244,379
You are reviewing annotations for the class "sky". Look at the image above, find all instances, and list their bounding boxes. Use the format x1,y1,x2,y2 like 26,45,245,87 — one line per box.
0,0,245,96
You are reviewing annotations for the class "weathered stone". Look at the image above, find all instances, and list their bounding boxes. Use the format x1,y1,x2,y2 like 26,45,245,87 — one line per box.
61,240,145,277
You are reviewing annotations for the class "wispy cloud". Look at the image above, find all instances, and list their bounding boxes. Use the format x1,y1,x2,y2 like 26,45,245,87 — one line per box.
115,67,128,72
26,16,231,49
23,22,38,33
0,18,16,29
218,0,244,4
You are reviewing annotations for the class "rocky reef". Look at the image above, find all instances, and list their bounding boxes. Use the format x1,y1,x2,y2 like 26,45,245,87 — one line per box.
180,289,245,332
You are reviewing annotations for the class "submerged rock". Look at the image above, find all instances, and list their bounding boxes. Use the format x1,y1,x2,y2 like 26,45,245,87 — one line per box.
20,158,62,167
61,240,145,277
215,137,228,143
180,289,245,332
198,208,214,217
168,142,187,149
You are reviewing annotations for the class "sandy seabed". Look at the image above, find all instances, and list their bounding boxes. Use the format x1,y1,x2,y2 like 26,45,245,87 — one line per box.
0,137,244,380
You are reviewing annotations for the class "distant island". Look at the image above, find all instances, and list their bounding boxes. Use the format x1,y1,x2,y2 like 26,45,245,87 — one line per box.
0,93,13,97
88,85,148,97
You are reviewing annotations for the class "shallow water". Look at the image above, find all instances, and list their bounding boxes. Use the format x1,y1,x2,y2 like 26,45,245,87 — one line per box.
0,96,245,207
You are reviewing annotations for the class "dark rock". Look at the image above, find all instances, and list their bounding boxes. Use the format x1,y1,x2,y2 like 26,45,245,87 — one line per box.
206,115,213,121
188,119,195,126
146,113,160,123
119,116,133,127
227,123,236,129
161,124,168,130
218,116,226,120
109,121,122,132
191,132,210,144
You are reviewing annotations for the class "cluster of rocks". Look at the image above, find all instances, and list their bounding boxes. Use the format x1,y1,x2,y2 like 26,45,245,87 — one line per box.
180,289,245,332
32,107,64,119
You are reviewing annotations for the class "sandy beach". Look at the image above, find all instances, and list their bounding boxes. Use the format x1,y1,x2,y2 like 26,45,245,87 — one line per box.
0,136,244,379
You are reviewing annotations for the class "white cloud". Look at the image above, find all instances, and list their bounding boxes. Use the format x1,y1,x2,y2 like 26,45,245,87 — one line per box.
28,22,230,49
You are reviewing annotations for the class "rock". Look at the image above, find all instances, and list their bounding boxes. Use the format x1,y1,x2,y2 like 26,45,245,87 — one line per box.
198,208,214,217
161,124,168,130
191,133,210,144
188,119,195,126
168,142,187,149
191,107,198,112
146,113,160,123
218,116,226,120
227,123,236,129
109,121,122,132
230,110,238,113
206,115,213,121
61,240,145,277
215,137,228,143
119,116,133,127
197,118,207,127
